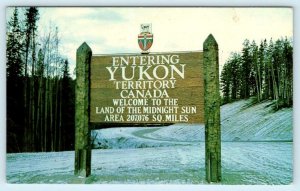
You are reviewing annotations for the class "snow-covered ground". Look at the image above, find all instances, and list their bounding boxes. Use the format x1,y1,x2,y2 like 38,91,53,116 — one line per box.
221,99,292,141
6,99,293,184
6,142,292,184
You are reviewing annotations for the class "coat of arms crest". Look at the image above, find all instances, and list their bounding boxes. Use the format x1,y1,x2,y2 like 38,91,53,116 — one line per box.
138,24,153,53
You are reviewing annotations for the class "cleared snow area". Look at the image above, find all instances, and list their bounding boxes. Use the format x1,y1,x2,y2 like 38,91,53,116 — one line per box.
6,99,293,184
7,142,292,184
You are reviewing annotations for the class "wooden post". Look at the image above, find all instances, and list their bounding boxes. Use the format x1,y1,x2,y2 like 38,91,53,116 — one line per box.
75,42,92,177
203,34,221,182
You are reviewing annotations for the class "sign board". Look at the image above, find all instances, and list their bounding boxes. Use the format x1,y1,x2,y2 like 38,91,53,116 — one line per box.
75,34,220,182
90,52,204,124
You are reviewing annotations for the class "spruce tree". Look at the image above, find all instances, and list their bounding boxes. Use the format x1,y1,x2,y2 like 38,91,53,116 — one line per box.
241,39,252,98
6,7,24,152
61,60,75,150
23,7,39,152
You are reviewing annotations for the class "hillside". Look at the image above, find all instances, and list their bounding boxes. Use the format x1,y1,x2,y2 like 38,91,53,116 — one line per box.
222,99,292,141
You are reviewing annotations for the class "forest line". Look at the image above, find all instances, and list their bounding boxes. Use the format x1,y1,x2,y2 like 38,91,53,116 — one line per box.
220,38,293,108
7,7,75,153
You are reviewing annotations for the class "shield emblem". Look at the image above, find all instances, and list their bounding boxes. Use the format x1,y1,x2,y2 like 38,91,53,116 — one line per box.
138,33,153,52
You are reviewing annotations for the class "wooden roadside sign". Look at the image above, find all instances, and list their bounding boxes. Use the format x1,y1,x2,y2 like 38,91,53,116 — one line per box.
74,34,221,183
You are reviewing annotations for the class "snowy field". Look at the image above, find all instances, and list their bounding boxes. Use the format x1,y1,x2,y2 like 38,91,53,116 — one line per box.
6,99,293,184
7,142,292,184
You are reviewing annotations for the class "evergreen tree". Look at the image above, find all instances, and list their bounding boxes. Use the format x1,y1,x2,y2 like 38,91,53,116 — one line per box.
6,7,24,152
240,39,252,98
61,60,75,150
250,41,261,101
229,53,242,100
220,52,242,103
220,61,230,104
23,7,39,152
282,38,293,106
258,40,266,100
7,8,23,80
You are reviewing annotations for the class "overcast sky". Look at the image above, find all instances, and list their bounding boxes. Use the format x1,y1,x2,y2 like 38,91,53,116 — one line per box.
7,7,293,74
